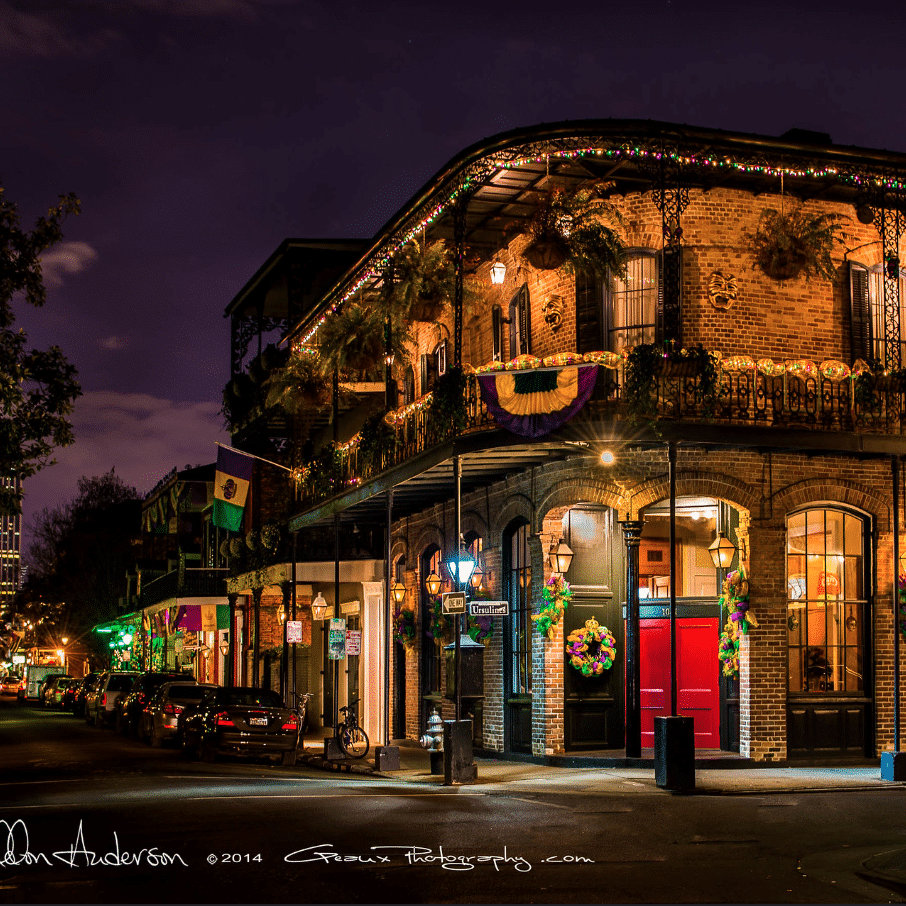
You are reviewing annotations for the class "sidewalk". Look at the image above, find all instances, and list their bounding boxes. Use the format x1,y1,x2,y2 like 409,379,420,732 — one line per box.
296,738,906,795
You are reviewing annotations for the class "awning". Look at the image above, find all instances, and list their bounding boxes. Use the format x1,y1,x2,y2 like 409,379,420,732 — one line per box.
175,604,231,632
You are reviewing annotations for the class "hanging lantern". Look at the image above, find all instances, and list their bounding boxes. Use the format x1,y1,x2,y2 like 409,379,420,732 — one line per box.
425,571,442,597
470,561,484,590
390,581,407,606
549,539,574,575
708,532,737,569
311,592,328,621
490,260,507,284
444,543,476,586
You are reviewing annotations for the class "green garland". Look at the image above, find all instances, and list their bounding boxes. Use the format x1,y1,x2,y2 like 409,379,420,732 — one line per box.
532,574,571,639
393,608,417,646
425,595,450,642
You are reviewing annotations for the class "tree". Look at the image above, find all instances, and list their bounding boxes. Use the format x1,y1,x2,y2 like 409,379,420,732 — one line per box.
0,183,83,515
23,471,140,651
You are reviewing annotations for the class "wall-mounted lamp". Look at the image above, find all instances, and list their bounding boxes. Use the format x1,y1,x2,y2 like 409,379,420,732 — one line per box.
390,581,407,606
549,538,574,575
490,260,507,285
425,571,442,597
219,641,230,657
469,561,484,590
311,592,328,621
708,532,737,569
600,450,615,465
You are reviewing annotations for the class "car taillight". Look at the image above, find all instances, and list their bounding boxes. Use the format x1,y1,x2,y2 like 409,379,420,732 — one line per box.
163,703,182,715
101,694,107,706
281,716,299,731
214,711,234,727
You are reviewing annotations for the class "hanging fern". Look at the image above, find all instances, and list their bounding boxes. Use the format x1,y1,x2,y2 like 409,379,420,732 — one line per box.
747,208,846,283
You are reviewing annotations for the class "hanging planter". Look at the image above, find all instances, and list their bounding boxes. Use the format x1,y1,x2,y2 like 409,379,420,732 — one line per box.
748,208,845,283
524,237,570,271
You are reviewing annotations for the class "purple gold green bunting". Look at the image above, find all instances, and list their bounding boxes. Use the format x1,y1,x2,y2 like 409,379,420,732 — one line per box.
477,364,599,438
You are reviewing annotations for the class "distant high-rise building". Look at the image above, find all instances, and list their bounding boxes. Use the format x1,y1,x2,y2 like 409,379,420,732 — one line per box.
0,478,21,620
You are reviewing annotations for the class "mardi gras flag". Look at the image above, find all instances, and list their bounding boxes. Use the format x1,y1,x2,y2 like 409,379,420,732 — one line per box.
213,445,253,531
477,364,599,438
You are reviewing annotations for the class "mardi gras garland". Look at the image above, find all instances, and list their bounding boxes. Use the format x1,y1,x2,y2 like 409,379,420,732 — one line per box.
393,608,417,646
425,595,450,642
532,574,572,639
565,617,617,676
717,567,756,678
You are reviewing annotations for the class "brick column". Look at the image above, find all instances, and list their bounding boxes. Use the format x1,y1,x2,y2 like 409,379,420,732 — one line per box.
740,522,787,761
531,534,565,756
481,545,504,752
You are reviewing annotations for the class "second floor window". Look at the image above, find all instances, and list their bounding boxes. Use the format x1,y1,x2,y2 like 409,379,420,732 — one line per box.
609,252,658,350
851,260,906,366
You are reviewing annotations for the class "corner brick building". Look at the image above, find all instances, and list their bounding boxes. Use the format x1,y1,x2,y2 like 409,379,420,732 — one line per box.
227,119,906,762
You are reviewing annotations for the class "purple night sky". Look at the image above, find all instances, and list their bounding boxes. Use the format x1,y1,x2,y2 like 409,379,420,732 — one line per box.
3,0,904,553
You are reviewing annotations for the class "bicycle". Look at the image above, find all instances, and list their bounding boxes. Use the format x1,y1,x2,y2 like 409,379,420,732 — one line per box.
335,698,369,758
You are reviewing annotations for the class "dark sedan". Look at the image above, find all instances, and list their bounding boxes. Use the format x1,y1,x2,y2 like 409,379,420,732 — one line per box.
116,671,191,736
71,672,101,718
181,686,301,766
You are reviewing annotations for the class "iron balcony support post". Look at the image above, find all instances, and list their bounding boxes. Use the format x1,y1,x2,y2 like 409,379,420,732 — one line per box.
454,454,462,723
895,456,901,753
384,259,395,411
334,511,341,731
650,155,689,347
864,186,904,368
622,519,644,758
252,587,261,688
669,441,678,717
453,199,466,370
226,592,237,687
385,487,393,747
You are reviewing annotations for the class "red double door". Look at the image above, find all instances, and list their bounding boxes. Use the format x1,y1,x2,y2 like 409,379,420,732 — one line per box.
639,617,720,749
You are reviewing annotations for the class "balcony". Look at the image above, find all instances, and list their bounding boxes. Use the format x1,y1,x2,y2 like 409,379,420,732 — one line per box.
294,364,906,513
140,568,229,608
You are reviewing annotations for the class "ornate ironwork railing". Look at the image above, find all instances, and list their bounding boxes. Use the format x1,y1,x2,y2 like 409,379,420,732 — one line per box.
140,569,229,607
295,367,906,510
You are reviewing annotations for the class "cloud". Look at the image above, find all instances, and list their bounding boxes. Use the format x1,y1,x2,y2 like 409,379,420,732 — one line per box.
0,2,119,58
22,390,228,537
40,241,98,287
99,336,129,350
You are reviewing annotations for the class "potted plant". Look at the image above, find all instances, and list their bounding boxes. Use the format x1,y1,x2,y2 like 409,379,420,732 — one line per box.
623,342,720,424
748,207,845,282
518,181,626,279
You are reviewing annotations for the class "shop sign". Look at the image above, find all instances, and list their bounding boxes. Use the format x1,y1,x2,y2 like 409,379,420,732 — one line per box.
345,630,361,656
442,591,466,614
328,617,346,660
468,601,509,616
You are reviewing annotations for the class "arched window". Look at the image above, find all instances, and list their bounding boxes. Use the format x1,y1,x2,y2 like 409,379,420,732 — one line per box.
504,520,532,695
787,507,867,694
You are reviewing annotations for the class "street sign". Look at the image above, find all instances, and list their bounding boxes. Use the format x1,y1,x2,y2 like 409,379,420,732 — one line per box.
441,591,467,614
286,620,303,643
345,630,362,656
468,600,509,616
328,617,346,660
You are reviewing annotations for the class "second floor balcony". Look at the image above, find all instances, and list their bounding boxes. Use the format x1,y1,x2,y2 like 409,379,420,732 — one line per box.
140,568,229,608
293,353,906,514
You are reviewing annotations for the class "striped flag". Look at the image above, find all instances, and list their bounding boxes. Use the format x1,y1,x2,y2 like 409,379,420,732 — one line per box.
213,445,253,531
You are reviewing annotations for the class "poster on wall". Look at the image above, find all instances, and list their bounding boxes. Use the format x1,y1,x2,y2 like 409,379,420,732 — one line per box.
328,617,346,660
345,630,361,656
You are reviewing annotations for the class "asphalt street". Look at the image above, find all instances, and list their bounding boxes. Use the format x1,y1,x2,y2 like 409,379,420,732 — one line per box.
3,698,906,904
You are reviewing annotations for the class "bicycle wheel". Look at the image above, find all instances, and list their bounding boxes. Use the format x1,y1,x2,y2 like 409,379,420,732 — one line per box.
340,726,369,758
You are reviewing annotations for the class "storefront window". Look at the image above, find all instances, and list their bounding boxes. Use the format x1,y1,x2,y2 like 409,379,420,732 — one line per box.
506,522,532,695
787,508,865,694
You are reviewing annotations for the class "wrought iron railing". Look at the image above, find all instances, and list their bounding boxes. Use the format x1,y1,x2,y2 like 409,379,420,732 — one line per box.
295,368,906,510
140,568,229,607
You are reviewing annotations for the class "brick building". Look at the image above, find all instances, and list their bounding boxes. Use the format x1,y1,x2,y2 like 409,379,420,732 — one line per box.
229,119,906,761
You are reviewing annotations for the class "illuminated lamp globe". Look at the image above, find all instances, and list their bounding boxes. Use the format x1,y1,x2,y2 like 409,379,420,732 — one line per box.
311,592,328,621
708,532,737,569
219,642,230,657
490,260,507,285
444,546,476,586
600,450,615,465
425,571,442,597
469,562,484,590
390,581,407,606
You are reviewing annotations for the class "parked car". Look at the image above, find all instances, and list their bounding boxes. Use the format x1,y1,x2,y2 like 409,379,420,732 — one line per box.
141,681,216,747
71,672,101,718
0,673,21,695
23,665,67,702
41,675,74,708
85,671,139,727
116,671,191,737
61,678,80,711
181,686,301,765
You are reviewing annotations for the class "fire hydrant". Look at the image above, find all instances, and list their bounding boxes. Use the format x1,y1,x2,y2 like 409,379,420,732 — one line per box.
420,708,444,774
